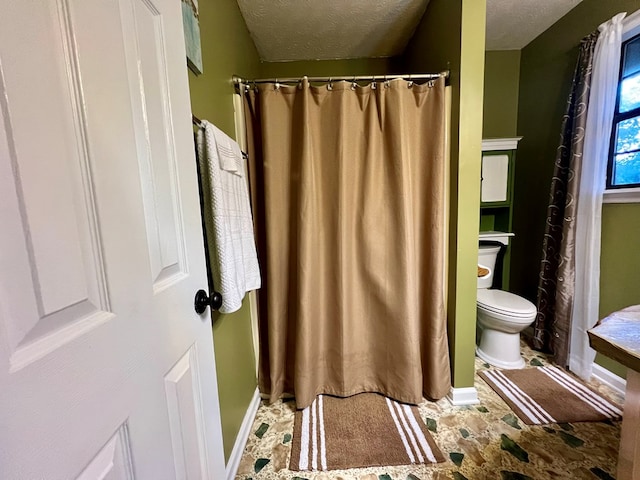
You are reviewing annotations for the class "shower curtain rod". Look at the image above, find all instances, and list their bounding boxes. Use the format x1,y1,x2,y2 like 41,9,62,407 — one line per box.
232,71,449,87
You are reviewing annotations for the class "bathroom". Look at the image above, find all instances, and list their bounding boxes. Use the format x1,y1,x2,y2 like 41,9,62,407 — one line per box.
190,0,640,477
3,0,640,476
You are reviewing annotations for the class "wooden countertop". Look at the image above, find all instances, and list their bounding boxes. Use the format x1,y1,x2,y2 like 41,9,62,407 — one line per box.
588,305,640,372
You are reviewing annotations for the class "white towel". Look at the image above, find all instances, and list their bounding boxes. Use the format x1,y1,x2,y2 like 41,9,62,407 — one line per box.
197,121,261,314
213,125,243,175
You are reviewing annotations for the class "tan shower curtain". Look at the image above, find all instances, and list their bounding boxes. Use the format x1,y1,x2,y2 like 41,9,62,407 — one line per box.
244,77,450,409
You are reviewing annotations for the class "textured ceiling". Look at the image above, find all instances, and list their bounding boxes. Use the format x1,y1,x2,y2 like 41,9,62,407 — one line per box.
236,0,430,62
486,0,583,50
237,0,584,62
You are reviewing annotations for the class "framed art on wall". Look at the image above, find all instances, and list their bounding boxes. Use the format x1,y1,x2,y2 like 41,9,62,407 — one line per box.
181,0,203,74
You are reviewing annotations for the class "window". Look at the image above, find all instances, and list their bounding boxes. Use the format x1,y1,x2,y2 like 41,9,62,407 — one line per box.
608,33,640,188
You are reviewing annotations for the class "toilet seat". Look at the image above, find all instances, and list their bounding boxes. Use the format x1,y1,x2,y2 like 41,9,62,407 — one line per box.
477,289,536,319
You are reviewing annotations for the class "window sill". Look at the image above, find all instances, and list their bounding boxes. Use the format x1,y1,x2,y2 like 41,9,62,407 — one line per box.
603,188,640,204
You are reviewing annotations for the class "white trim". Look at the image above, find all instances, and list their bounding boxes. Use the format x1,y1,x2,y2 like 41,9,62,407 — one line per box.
623,8,640,40
603,187,640,204
225,388,261,480
481,137,522,151
446,386,480,406
591,362,627,399
479,230,515,246
605,11,640,200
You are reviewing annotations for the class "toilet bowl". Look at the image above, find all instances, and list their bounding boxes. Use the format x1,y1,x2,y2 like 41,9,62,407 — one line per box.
476,244,537,369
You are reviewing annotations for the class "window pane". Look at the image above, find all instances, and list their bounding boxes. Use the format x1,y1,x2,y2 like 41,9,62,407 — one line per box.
613,151,640,186
615,116,640,153
623,36,640,78
620,72,640,113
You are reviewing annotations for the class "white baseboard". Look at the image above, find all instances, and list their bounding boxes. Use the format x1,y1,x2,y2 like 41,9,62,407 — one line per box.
592,363,627,399
226,388,261,480
447,386,480,406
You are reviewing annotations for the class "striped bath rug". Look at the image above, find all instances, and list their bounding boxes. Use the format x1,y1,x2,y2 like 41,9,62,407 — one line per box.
479,366,623,425
290,393,445,471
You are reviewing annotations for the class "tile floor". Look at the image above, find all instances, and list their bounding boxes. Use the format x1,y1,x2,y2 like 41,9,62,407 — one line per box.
235,344,623,480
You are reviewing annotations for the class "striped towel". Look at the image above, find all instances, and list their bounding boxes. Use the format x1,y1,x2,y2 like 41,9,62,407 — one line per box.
480,366,622,425
290,393,444,471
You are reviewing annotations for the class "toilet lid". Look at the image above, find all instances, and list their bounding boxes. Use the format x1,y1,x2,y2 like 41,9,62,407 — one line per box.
477,289,537,317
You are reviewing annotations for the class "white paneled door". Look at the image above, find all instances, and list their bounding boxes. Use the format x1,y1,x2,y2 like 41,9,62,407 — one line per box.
0,1,225,479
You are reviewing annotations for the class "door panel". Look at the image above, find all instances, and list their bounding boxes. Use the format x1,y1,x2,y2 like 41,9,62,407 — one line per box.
76,424,135,480
165,345,211,480
122,0,188,291
0,0,113,373
0,0,225,478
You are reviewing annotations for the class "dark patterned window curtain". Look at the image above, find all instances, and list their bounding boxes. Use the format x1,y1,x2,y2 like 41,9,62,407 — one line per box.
533,32,599,367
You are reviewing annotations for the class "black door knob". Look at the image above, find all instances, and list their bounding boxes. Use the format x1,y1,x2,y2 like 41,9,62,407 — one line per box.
194,289,223,314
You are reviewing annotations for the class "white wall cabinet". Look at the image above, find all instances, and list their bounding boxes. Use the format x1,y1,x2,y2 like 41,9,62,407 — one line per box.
481,153,510,203
479,137,522,289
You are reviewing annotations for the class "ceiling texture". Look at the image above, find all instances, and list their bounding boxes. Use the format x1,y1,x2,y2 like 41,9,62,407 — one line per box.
236,0,584,62
236,0,430,62
485,0,583,50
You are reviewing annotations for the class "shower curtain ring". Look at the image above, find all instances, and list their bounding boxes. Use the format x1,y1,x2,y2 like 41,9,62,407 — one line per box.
351,76,357,90
408,74,413,88
384,75,390,88
275,79,280,90
327,78,333,91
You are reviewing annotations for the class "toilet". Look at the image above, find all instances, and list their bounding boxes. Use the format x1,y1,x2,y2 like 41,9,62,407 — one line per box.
476,244,537,369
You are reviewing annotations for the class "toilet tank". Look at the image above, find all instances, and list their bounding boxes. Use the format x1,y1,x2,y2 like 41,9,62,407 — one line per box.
478,244,501,289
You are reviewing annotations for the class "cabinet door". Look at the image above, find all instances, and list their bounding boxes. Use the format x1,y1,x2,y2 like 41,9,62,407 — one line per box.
481,153,510,203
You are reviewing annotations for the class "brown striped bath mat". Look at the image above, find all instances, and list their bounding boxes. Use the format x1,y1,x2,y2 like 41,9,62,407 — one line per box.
480,366,622,425
290,393,445,472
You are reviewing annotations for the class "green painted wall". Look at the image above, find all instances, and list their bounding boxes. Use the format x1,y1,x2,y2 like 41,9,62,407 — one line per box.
600,204,640,317
402,0,486,389
514,0,640,379
259,58,393,78
597,202,640,378
187,0,260,461
483,50,521,138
